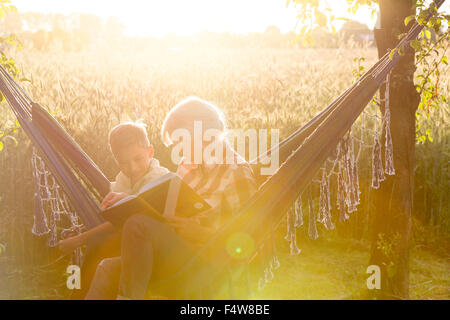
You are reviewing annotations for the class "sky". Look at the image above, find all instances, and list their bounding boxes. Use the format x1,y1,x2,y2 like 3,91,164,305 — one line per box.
11,0,449,38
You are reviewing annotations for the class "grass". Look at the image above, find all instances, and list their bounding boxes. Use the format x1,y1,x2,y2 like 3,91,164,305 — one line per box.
0,45,448,299
2,229,447,300
253,229,450,300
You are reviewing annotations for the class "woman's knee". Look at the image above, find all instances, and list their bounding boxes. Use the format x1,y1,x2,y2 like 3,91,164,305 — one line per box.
122,214,161,240
97,257,121,276
86,257,121,300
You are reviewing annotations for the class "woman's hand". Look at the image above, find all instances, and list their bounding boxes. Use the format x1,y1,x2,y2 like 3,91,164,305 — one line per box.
101,192,129,210
165,216,216,244
58,235,83,255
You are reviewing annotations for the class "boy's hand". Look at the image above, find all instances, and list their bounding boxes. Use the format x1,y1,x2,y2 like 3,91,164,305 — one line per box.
58,236,82,255
101,192,129,210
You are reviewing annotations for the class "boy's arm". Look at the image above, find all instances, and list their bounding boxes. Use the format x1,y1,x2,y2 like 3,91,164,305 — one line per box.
58,191,128,254
59,222,116,255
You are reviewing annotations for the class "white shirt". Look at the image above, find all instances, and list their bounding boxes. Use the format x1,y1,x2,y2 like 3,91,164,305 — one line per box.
110,158,170,195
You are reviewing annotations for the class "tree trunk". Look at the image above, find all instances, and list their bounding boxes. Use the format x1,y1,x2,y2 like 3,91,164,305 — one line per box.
370,0,420,299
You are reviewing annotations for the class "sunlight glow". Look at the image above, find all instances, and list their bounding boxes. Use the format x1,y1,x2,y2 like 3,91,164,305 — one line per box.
12,0,296,37
12,0,449,38
12,0,382,37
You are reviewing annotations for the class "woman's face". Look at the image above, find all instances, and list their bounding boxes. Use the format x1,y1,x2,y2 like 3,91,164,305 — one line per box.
169,126,224,165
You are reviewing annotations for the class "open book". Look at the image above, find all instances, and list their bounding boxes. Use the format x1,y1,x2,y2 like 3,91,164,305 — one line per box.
99,172,211,227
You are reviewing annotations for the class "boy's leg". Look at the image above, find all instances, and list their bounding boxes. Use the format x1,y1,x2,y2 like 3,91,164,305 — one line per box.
118,214,205,299
70,230,121,300
84,257,121,300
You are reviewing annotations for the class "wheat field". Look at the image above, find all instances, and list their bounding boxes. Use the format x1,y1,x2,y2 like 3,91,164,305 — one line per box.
0,45,448,299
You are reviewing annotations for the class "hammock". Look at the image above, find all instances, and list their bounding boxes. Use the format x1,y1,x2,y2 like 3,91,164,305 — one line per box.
0,0,442,298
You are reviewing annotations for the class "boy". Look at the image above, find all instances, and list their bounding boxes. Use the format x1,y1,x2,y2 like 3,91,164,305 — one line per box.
59,121,169,299
86,97,258,299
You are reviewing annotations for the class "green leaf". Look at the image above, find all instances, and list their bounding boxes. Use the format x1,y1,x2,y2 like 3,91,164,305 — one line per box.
315,10,327,27
410,40,422,51
299,24,307,36
5,135,18,146
404,15,416,26
389,49,396,60
335,17,351,22
331,25,336,34
424,30,431,40
0,141,3,151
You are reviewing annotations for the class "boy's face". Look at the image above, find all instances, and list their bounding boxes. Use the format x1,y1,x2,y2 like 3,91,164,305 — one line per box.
114,144,154,183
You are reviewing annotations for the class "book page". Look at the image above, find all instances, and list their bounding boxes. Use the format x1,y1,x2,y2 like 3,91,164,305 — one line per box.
138,173,173,194
162,177,181,218
109,194,137,207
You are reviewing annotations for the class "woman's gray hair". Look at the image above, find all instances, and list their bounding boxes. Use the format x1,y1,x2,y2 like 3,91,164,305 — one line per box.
161,96,226,146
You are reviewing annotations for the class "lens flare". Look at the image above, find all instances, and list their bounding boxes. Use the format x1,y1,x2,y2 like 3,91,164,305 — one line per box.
226,232,255,260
